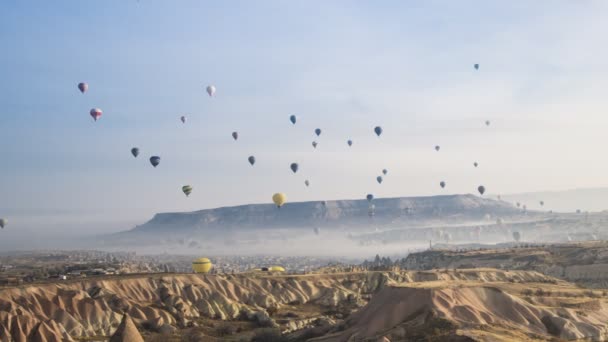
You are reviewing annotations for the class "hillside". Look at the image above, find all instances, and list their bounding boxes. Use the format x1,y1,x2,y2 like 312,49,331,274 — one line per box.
126,194,522,233
95,194,541,254
402,241,608,288
1,269,607,341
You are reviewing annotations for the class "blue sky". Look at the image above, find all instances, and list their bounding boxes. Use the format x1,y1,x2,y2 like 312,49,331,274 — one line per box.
2,1,608,234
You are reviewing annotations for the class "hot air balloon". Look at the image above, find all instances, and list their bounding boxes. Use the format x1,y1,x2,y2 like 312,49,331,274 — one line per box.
182,185,193,197
206,85,216,97
90,108,102,121
473,162,478,168
474,64,479,70
440,181,446,188
232,132,238,141
347,140,353,147
366,194,374,202
269,266,285,272
540,201,544,206
150,156,161,167
248,156,256,166
477,185,485,195
304,180,310,187
180,116,186,124
435,145,440,152
290,163,299,173
513,231,521,242
485,120,490,126
313,227,320,235
382,169,388,176
0,219,6,229
131,148,139,158
374,126,383,137
290,115,297,124
376,176,383,184
78,82,88,94
312,141,318,149
192,258,212,273
272,193,287,208
315,128,322,136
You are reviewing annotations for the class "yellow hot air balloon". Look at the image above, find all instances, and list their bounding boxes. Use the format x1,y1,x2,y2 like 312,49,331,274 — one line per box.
269,266,285,272
272,193,287,208
192,258,212,273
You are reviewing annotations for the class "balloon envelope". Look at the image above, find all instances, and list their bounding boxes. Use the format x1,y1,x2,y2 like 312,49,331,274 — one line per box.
374,126,383,137
485,120,490,126
182,185,193,197
150,156,161,167
180,116,186,124
272,193,287,207
0,219,6,228
290,163,299,173
206,85,216,97
513,231,521,242
376,176,383,184
477,185,485,195
347,140,353,147
382,169,388,175
474,64,479,70
440,181,446,188
315,128,321,136
290,115,296,124
90,108,102,121
304,180,310,187
232,132,238,140
366,194,374,202
131,148,139,158
78,82,88,93
474,162,478,167
192,258,212,273
248,156,256,166
435,145,440,151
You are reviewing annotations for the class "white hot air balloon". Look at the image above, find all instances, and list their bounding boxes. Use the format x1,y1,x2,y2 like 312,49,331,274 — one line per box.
206,85,216,97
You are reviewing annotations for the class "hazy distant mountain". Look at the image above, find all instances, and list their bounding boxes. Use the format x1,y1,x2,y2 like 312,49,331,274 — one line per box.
125,194,521,235
500,187,608,213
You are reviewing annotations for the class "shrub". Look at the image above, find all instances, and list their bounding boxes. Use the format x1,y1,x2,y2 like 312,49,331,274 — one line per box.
251,328,287,342
216,323,237,337
522,289,533,296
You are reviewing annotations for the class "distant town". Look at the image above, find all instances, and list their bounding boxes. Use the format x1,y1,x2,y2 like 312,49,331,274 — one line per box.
0,250,365,286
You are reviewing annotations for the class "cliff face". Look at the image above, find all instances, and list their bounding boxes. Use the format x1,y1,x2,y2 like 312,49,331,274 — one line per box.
126,194,521,233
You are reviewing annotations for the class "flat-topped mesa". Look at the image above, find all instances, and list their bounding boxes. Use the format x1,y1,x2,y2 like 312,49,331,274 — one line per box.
127,194,522,233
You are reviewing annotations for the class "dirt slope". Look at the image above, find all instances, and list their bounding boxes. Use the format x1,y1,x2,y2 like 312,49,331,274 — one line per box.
0,270,604,341
313,279,608,341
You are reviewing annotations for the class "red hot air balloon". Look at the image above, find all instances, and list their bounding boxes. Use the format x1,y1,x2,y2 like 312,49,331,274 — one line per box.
90,108,102,121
